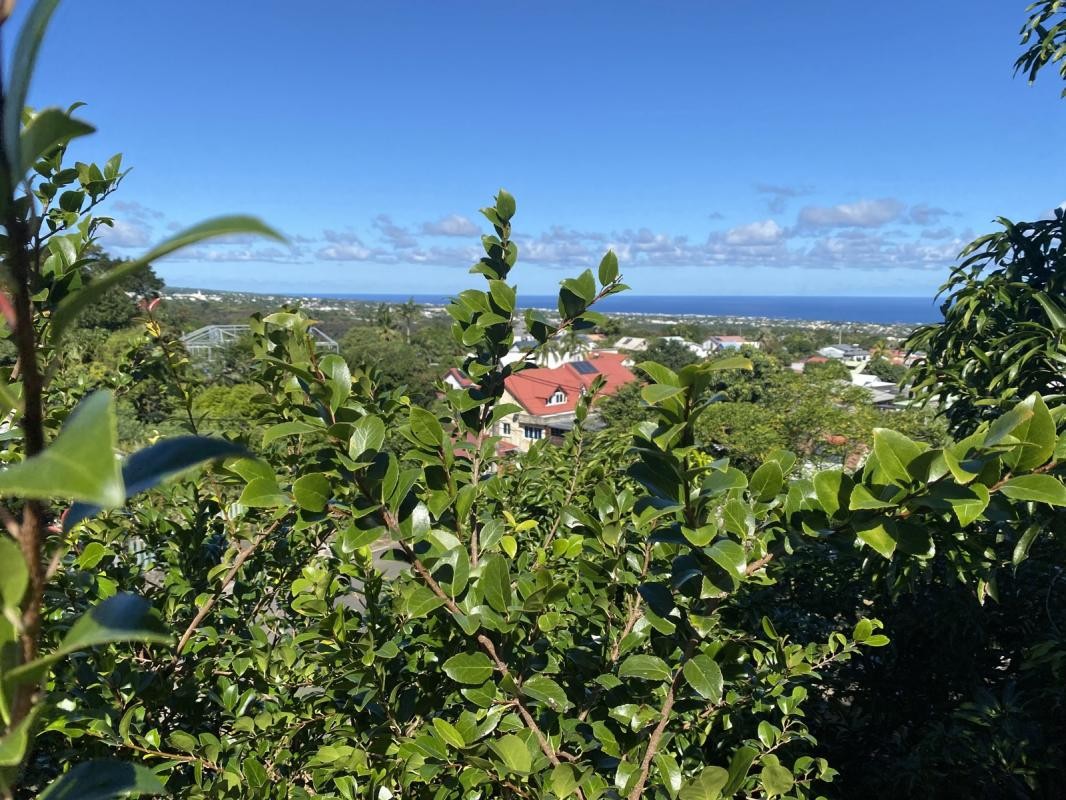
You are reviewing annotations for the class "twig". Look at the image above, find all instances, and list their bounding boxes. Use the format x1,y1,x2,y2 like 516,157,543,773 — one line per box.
173,521,279,658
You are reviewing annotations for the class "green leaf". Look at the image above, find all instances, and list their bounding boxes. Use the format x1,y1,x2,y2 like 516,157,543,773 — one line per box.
1034,291,1066,330
641,384,685,405
0,707,37,766
522,674,572,712
479,555,512,613
292,472,330,512
1003,394,1055,471
813,469,851,518
443,653,494,685
848,484,896,510
495,189,516,222
683,654,724,702
551,763,579,798
855,518,897,559
759,755,794,797
37,759,169,800
999,474,1066,506
872,428,924,486
0,536,28,609
0,391,123,507
749,460,783,502
655,752,683,799
409,407,445,448
1012,523,1042,566
618,654,672,682
4,0,63,176
349,415,386,459
237,477,287,508
52,217,284,342
403,584,444,619
706,539,746,579
262,420,321,446
6,593,170,689
985,399,1035,447
490,733,531,774
65,436,247,532
431,718,467,749
598,250,620,285
679,766,729,800
321,354,351,413
20,108,94,169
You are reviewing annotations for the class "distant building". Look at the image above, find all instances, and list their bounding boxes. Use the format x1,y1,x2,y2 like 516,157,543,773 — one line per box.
614,336,648,352
817,344,869,368
703,335,760,352
181,324,338,361
659,336,708,358
493,351,636,453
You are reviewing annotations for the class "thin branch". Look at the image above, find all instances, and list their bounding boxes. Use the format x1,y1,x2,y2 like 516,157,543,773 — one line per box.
172,521,279,659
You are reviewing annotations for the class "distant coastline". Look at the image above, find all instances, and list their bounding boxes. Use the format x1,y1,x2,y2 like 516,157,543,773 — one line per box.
315,293,941,326
165,288,940,328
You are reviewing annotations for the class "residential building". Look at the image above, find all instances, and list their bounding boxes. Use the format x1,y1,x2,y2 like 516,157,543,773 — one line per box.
817,344,869,368
702,335,759,352
614,336,648,352
493,351,637,452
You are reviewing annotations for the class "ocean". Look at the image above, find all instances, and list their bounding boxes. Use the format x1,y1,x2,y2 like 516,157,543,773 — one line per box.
321,294,940,325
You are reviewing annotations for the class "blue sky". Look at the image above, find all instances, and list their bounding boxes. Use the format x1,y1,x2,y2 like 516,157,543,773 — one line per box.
12,1,1066,296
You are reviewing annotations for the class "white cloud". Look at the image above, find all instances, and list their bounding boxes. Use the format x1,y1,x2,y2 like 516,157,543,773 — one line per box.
373,214,417,249
797,198,905,229
97,218,152,248
723,219,785,246
421,214,479,237
908,203,950,225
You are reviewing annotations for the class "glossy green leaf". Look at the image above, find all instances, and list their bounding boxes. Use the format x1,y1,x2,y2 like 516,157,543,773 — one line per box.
522,674,572,712
679,766,729,800
349,415,386,459
4,0,63,175
598,250,619,285
490,733,531,774
759,755,794,797
872,428,924,486
749,460,783,502
0,391,122,507
0,537,28,609
855,518,897,559
65,436,247,531
683,654,724,702
37,759,168,800
999,474,1066,506
443,653,494,685
431,718,467,749
479,555,512,613
292,472,331,512
618,654,672,682
20,108,94,168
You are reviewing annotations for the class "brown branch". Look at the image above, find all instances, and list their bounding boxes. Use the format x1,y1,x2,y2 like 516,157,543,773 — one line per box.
396,533,583,797
627,648,691,800
173,521,279,659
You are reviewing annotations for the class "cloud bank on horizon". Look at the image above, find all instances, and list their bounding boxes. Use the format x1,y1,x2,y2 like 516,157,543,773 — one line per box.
100,190,979,281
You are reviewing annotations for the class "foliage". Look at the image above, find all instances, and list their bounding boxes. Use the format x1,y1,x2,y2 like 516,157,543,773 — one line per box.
907,211,1066,434
863,356,905,384
642,338,700,372
0,3,1064,799
1016,0,1066,96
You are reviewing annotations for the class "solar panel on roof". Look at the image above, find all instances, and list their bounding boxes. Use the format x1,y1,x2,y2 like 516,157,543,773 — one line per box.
572,360,598,374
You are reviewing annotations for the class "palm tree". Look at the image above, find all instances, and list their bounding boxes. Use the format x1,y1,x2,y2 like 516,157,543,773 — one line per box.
398,297,419,344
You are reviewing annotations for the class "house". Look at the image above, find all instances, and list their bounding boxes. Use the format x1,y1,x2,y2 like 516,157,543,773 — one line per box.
659,336,708,358
817,344,869,368
614,336,648,352
702,335,759,352
493,351,637,452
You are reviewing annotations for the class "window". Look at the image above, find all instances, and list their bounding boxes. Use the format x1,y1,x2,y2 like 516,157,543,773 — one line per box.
547,389,567,406
523,425,543,440
501,422,511,435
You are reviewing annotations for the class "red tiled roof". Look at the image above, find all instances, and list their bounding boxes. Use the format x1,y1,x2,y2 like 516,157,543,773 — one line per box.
504,351,636,417
443,367,473,388
805,355,828,364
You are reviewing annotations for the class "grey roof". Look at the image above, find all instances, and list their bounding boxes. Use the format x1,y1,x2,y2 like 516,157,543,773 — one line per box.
181,324,339,357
